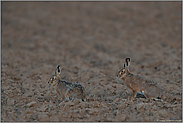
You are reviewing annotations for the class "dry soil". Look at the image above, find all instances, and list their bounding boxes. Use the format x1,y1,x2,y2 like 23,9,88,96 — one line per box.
1,1,182,122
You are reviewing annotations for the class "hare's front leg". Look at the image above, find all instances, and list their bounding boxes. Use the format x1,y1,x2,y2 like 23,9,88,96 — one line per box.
60,92,66,101
64,88,71,102
56,88,65,101
131,90,137,100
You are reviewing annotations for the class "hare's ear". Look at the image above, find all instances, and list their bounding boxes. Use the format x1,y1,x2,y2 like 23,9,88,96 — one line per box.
125,58,130,72
125,58,130,66
124,63,125,68
55,65,61,76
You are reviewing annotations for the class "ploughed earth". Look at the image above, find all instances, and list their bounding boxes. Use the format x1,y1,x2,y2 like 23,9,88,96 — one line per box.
1,1,182,122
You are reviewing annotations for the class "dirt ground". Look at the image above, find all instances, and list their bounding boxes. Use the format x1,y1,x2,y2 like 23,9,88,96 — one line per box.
1,1,182,122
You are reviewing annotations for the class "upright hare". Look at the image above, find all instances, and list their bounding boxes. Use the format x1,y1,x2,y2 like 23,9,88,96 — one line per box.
48,65,86,102
117,58,162,100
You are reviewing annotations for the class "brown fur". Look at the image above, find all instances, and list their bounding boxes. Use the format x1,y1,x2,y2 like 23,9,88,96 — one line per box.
117,58,162,100
48,65,86,102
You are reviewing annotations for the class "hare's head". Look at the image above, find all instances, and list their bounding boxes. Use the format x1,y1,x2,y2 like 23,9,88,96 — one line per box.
48,65,61,86
117,64,126,79
117,58,131,79
48,75,58,86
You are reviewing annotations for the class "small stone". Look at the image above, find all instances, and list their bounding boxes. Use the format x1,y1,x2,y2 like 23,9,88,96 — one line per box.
101,101,107,108
79,109,87,116
27,101,36,107
63,101,74,111
1,77,6,81
116,114,126,121
59,101,65,107
22,83,30,89
73,98,80,105
36,105,48,112
136,103,144,110
79,100,88,108
6,79,14,83
93,101,100,108
86,108,99,115
159,109,168,118
24,93,34,97
40,93,44,96
114,110,120,116
7,99,14,106
66,101,75,106
38,114,48,121
25,110,33,114
118,103,126,109
2,86,9,90
49,114,59,122
152,106,158,111
16,88,22,93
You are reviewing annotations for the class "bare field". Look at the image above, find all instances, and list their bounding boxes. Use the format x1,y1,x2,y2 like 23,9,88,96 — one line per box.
1,2,182,122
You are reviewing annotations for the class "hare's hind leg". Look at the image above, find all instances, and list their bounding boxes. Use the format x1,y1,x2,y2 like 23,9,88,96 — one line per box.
140,89,149,98
81,91,86,102
76,93,86,102
77,87,86,102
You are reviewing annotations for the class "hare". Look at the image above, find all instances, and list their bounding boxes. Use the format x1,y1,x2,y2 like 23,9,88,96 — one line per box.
48,65,86,102
117,58,162,100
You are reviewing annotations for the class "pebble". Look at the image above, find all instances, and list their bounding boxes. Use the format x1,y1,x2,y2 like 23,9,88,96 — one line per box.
38,114,48,121
73,98,80,105
36,105,48,112
2,86,9,90
101,101,107,108
63,101,74,111
22,83,30,89
135,103,145,110
79,108,87,116
25,110,33,114
6,79,14,83
40,93,44,96
26,101,36,107
92,101,100,108
58,101,65,107
159,109,168,118
23,93,34,97
49,114,59,122
7,99,14,106
118,103,126,109
86,108,99,115
116,114,126,121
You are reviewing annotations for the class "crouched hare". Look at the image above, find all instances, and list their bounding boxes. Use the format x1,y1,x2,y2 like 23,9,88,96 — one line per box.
48,65,86,102
117,58,163,100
